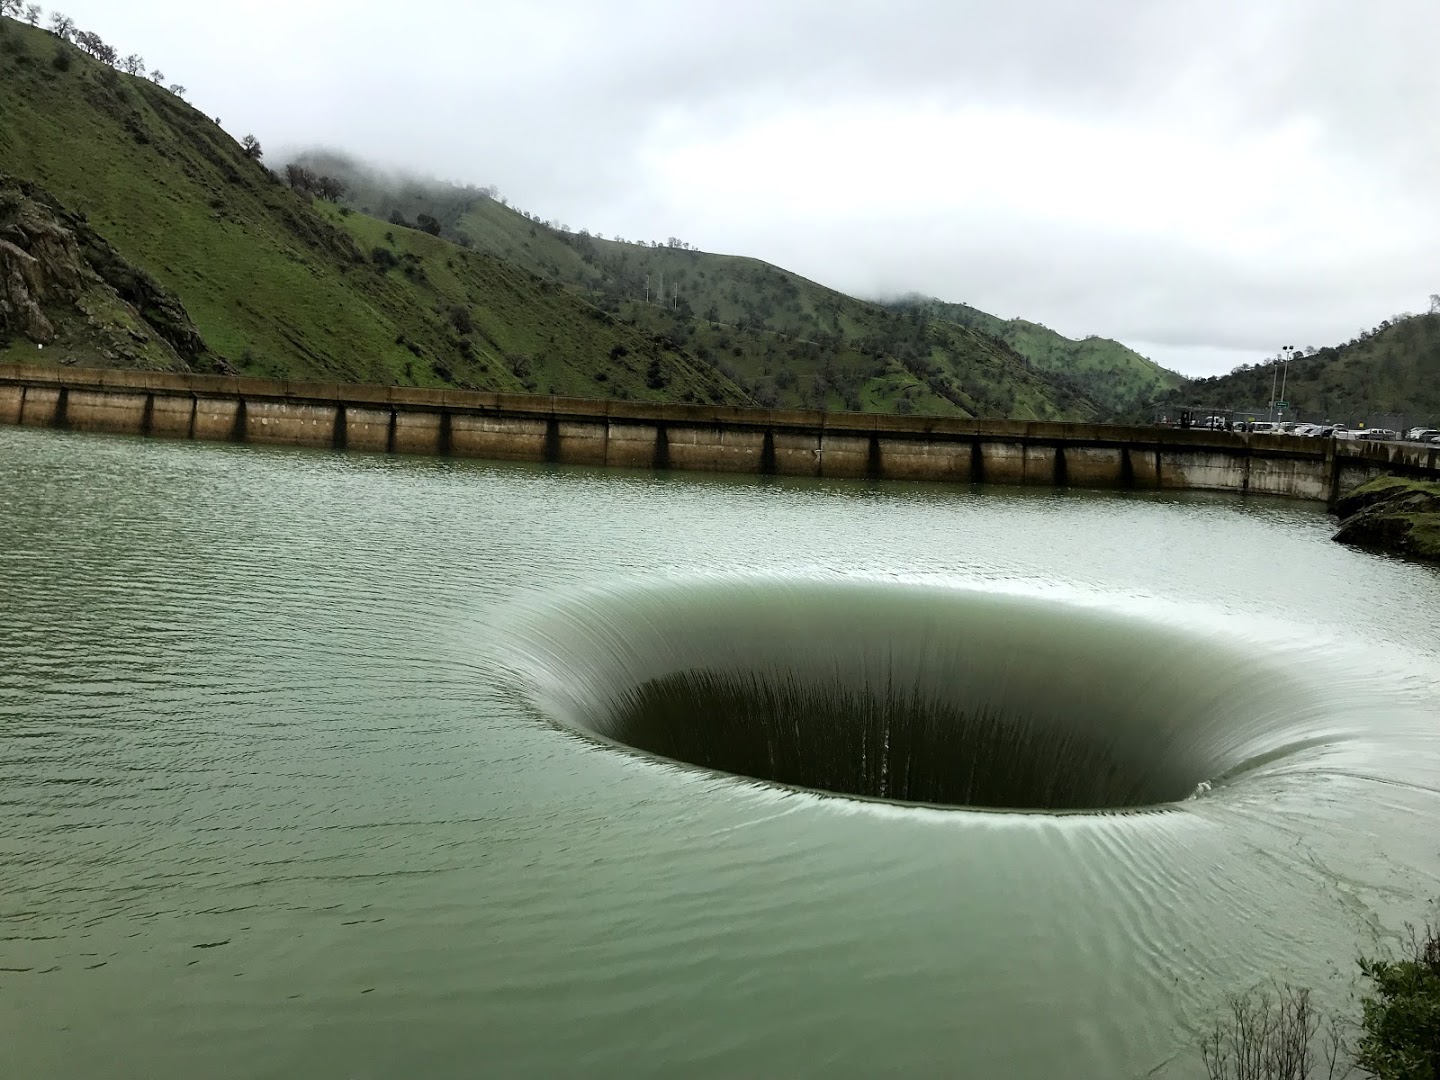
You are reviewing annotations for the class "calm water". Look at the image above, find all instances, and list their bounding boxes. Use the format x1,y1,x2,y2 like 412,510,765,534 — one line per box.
2,426,1438,1079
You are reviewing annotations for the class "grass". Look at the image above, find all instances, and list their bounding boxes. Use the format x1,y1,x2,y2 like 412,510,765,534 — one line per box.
1157,314,1440,428
294,151,1105,420
888,294,1186,415
0,17,746,403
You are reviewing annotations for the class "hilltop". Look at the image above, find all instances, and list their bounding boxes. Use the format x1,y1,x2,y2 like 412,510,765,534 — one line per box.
882,295,1184,416
0,16,744,403
1153,312,1440,426
295,150,1102,421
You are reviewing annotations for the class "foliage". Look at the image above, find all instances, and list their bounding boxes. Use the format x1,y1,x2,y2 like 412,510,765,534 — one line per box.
1354,919,1440,1079
885,293,1185,417
1199,913,1440,1080
1155,314,1440,427
1200,986,1348,1080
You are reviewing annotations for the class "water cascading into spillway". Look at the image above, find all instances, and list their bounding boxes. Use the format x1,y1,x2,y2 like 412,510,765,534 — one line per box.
509,577,1339,812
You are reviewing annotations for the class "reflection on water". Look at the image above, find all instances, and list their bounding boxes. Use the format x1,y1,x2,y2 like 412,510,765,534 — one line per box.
1,425,1439,1080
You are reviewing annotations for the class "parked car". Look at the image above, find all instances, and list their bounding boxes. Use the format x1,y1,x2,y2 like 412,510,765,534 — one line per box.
1406,429,1440,442
1249,421,1280,434
1291,424,1322,437
1359,429,1399,441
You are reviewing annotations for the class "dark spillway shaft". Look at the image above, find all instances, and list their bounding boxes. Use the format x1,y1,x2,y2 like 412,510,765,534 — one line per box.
604,669,1190,810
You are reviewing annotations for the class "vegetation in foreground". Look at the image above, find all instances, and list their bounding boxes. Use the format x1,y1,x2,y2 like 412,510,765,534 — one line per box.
1200,913,1439,1080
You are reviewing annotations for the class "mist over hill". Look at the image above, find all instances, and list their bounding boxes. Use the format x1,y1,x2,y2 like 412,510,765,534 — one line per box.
291,150,1105,420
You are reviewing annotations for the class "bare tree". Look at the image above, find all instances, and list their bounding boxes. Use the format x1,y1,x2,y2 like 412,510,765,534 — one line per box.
1200,986,1352,1080
0,0,22,19
1429,294,1440,315
48,10,72,38
72,27,98,54
167,83,185,98
120,53,144,76
148,68,163,83
241,134,262,161
24,2,40,25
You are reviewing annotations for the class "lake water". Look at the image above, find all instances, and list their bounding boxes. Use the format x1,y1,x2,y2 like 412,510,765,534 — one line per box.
2,426,1438,1079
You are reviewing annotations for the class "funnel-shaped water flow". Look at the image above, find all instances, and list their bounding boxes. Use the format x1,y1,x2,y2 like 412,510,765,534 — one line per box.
510,578,1336,812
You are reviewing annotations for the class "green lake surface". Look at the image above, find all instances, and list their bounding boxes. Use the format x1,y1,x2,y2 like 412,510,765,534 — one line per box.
2,426,1438,1079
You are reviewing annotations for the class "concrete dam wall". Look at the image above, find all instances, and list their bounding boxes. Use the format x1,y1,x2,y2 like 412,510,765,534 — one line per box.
4,363,1438,501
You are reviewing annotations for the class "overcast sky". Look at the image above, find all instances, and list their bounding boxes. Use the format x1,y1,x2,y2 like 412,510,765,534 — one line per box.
47,0,1440,375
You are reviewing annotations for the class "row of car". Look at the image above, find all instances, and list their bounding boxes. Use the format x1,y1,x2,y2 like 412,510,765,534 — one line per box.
1252,423,1440,442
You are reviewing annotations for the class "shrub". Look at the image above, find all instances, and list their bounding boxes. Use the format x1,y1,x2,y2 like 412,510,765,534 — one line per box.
1196,915,1439,1080
1355,919,1440,1079
51,47,70,71
370,246,399,271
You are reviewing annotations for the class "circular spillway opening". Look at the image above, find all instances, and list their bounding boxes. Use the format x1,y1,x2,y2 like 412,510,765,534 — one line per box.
512,578,1332,813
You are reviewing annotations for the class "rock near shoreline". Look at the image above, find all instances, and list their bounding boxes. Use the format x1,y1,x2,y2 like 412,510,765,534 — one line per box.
1332,475,1440,561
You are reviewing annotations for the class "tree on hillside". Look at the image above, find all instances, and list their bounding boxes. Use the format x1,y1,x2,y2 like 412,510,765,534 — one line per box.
168,83,185,98
1430,294,1440,315
73,28,99,54
241,134,263,160
48,10,73,38
148,68,163,83
415,213,442,236
120,52,144,75
0,0,21,18
24,3,39,26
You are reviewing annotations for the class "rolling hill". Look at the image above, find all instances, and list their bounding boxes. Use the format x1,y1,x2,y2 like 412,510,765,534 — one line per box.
295,150,1102,420
0,16,745,404
1152,313,1440,427
882,295,1184,416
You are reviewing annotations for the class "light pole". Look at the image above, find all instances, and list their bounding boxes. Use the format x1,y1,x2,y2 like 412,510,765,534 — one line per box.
1270,345,1293,423
1279,345,1293,419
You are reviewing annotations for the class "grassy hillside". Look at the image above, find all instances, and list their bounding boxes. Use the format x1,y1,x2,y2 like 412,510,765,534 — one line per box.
886,295,1184,415
295,151,1101,420
0,17,745,403
1154,313,1440,426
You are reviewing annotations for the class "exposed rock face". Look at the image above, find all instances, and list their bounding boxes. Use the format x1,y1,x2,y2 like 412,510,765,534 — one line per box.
1332,476,1440,562
0,175,209,370
0,236,57,342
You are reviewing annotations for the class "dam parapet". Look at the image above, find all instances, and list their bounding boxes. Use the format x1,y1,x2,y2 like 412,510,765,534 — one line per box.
3,362,1437,501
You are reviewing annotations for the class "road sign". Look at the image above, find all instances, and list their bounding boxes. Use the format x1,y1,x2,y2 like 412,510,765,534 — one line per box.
1274,401,1289,408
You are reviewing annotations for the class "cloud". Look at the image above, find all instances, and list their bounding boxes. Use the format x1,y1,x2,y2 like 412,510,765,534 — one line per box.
49,0,1440,375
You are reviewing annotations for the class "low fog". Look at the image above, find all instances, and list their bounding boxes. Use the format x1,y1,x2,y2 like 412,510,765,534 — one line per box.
48,0,1440,375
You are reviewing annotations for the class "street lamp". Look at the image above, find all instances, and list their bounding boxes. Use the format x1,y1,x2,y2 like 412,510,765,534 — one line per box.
1270,345,1294,422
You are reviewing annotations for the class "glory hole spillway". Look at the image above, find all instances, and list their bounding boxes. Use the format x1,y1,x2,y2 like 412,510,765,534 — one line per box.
1,410,1439,1080
511,579,1337,812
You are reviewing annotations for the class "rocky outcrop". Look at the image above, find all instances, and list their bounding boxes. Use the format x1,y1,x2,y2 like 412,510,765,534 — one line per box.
0,175,209,370
1332,476,1440,561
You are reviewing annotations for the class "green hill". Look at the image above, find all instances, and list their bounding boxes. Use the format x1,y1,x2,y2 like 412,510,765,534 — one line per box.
0,17,744,403
294,150,1101,421
884,295,1184,415
1154,313,1440,427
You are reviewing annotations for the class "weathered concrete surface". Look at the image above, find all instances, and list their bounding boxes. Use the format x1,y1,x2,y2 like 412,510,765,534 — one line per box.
4,361,1439,502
